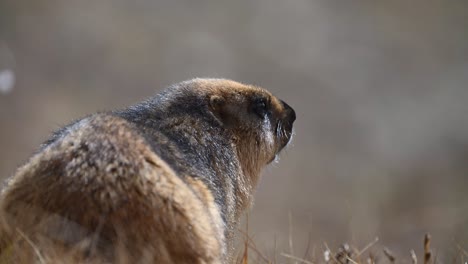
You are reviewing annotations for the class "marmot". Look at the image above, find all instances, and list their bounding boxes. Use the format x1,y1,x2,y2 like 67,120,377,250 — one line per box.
0,78,296,263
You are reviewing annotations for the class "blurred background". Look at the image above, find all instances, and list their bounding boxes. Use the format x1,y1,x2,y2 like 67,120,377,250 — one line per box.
1,0,468,262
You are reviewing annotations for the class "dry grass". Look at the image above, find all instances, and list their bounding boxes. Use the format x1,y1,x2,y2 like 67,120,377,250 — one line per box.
0,214,465,264
234,231,468,264
1,226,466,264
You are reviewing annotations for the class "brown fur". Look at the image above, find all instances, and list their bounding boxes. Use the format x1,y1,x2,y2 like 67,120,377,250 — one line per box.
0,79,296,263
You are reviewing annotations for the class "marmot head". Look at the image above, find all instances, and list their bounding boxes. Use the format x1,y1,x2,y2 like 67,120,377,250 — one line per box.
159,78,296,181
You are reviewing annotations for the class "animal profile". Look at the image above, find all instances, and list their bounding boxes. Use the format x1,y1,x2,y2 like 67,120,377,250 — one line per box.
0,78,296,263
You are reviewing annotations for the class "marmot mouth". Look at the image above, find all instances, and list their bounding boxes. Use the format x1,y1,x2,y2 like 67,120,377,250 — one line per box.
275,121,295,154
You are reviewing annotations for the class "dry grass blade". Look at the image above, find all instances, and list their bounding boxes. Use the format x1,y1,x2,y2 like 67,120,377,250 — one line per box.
237,228,270,263
356,237,379,257
242,215,249,264
455,243,468,258
368,252,377,264
336,243,354,264
274,234,278,264
346,256,359,264
281,252,314,264
451,245,462,264
383,247,396,263
424,234,431,264
323,242,339,264
410,249,417,264
15,228,47,264
289,211,296,264
241,238,248,264
302,232,313,261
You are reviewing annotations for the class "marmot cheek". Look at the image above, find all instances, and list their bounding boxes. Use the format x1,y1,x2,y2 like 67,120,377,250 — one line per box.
261,118,275,149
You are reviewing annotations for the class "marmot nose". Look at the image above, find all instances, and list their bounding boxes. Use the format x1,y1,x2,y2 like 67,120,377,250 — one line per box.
281,100,296,124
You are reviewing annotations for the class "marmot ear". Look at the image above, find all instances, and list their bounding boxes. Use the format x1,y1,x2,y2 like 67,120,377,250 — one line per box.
209,95,225,112
209,95,232,125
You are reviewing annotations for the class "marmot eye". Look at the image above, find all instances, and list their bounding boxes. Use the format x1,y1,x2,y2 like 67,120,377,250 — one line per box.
252,97,268,118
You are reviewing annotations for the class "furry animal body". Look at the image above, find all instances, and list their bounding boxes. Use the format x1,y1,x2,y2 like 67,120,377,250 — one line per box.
0,78,296,263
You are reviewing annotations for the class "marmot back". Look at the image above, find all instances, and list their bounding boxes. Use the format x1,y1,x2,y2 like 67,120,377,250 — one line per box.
0,78,296,263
